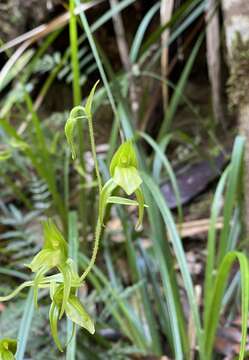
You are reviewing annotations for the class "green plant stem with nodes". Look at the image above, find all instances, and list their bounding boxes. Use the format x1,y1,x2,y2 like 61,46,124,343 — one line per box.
0,82,146,352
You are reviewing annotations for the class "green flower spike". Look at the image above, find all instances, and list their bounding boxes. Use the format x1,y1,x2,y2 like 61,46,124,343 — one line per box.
0,338,17,360
49,285,95,351
26,219,68,307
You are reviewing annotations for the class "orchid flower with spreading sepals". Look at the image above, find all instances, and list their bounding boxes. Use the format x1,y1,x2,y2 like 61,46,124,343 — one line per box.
0,339,17,360
49,284,95,352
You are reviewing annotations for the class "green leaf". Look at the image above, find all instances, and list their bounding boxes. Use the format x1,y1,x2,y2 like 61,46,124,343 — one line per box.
66,212,79,360
142,173,203,355
218,136,245,263
16,289,34,360
204,251,249,360
65,295,95,335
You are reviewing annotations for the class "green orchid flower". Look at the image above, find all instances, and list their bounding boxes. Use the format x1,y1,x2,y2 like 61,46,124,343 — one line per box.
26,219,68,307
27,219,67,273
0,339,17,360
99,141,146,230
49,285,94,351
110,140,142,195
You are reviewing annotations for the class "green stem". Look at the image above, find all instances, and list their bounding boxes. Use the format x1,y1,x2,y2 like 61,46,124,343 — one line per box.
80,217,102,282
87,113,102,193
